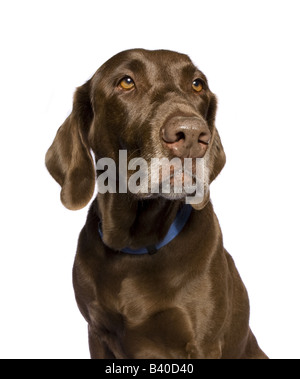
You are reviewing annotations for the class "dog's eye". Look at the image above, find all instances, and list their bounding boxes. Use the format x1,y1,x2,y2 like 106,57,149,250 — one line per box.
119,76,135,91
192,79,203,93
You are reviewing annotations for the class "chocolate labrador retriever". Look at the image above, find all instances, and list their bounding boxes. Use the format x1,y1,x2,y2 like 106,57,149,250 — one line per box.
45,49,268,359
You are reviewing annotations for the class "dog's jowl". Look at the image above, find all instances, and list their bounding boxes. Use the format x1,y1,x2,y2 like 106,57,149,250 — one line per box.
46,49,268,359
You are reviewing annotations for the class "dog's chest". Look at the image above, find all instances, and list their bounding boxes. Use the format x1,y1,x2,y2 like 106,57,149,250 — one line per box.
114,266,214,332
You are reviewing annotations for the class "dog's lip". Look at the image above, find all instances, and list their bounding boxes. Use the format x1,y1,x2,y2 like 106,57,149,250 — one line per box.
158,169,197,186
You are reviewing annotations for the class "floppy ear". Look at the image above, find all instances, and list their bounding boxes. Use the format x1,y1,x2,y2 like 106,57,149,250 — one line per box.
208,127,226,183
45,81,95,210
191,94,226,211
205,94,226,182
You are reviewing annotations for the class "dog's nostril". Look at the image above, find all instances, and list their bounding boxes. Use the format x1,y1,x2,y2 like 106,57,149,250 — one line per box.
198,132,210,145
175,132,185,142
162,128,185,143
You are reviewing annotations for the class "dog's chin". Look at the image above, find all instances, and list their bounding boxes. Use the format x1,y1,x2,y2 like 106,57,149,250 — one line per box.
131,189,210,211
130,178,209,207
130,191,185,200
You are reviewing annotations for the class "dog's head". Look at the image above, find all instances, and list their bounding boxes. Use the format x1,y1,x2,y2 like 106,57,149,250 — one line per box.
46,49,226,210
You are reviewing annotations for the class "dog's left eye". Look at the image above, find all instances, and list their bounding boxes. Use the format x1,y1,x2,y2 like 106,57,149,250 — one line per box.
192,79,203,93
119,76,135,90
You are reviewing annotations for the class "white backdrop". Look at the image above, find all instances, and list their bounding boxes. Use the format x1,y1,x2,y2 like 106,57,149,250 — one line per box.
1,0,299,359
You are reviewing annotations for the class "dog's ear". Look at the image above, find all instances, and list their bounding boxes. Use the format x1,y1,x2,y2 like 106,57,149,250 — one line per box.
45,80,95,210
191,94,226,211
205,94,226,183
208,127,226,183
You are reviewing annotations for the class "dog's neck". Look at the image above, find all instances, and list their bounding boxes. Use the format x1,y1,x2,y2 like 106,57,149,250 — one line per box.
96,193,184,251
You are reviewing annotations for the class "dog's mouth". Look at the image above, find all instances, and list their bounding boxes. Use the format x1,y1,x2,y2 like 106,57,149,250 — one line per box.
157,167,196,189
96,151,209,204
125,156,209,203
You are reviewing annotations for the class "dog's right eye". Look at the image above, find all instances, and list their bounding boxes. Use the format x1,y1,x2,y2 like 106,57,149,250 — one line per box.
118,76,135,91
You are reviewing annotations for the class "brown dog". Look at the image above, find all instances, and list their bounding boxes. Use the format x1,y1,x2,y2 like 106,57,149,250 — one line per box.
45,49,268,359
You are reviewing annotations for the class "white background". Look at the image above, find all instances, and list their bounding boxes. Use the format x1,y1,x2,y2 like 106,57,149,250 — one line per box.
1,0,299,359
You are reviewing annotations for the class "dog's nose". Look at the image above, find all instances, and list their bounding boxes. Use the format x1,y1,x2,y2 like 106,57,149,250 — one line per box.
161,117,211,158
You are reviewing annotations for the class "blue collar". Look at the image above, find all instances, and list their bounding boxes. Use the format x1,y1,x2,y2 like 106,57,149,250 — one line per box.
98,204,192,255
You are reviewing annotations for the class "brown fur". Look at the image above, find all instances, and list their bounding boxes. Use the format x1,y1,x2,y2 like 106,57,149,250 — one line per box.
46,49,267,359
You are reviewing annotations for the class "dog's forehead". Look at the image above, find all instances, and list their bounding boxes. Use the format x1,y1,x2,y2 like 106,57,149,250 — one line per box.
98,49,198,80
